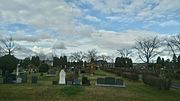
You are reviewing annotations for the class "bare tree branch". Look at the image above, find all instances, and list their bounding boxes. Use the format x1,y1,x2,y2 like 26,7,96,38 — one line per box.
70,51,85,62
134,36,161,66
168,34,180,54
0,36,16,55
85,49,98,62
117,48,132,58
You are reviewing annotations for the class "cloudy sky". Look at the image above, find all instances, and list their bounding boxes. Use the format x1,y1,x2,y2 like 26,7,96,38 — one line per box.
0,0,180,61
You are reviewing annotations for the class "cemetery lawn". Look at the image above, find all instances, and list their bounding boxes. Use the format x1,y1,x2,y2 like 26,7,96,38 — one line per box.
0,70,180,101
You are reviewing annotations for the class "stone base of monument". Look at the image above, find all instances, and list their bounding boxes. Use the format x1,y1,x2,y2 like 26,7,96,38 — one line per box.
96,84,126,87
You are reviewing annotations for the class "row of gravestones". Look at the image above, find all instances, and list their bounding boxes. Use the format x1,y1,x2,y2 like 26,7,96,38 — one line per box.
0,73,38,84
53,69,124,87
96,77,125,87
52,77,90,86
52,69,90,85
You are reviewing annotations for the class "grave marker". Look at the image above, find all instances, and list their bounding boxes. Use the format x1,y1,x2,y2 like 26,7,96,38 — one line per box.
59,69,66,84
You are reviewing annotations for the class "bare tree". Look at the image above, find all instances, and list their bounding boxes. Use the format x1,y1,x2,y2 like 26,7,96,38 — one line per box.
70,51,85,62
99,54,110,61
167,34,180,55
134,36,161,67
0,36,16,55
117,48,132,57
85,49,98,62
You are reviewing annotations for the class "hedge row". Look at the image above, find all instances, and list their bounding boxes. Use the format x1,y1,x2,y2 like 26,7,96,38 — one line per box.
122,72,139,81
143,75,171,90
101,68,139,81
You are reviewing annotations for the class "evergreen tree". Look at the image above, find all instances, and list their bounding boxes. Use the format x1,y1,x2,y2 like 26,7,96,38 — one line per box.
31,56,40,67
172,54,177,69
156,56,162,74
115,57,121,67
53,57,60,67
162,58,165,67
0,55,19,76
22,57,31,69
157,57,162,64
63,56,67,67
39,63,49,73
177,55,180,69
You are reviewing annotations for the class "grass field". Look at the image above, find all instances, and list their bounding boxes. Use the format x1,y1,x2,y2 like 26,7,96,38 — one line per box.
0,70,180,101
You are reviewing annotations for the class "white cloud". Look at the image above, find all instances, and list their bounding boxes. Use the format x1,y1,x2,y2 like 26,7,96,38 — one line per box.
159,20,180,27
91,29,160,50
52,42,66,50
85,15,101,22
84,0,180,22
0,0,93,37
0,0,179,61
32,45,52,54
12,31,53,42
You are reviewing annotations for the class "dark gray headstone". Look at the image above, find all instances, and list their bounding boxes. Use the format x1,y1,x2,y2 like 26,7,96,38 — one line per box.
73,79,81,85
82,77,90,86
4,74,16,84
116,79,123,85
66,81,73,85
32,76,38,84
0,77,3,84
20,73,27,83
105,77,115,85
0,70,2,77
52,81,58,85
97,78,105,84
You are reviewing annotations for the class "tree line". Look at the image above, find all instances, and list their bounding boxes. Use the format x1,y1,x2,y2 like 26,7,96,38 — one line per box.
0,34,180,76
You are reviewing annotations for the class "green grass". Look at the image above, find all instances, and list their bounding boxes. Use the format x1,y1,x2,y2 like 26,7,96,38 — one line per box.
0,71,180,101
60,86,84,96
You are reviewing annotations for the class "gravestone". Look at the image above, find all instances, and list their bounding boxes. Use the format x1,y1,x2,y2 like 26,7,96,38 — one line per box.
32,76,38,84
116,79,123,85
52,81,58,85
66,81,73,85
0,77,3,84
82,77,90,86
97,78,105,84
19,73,27,83
138,74,143,81
105,77,115,85
73,79,81,85
47,69,56,77
59,69,66,84
0,73,2,84
4,74,16,84
96,77,125,87
16,77,22,83
0,70,2,77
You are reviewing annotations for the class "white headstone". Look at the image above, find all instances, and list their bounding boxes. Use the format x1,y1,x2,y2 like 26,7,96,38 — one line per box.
59,69,66,84
16,77,22,83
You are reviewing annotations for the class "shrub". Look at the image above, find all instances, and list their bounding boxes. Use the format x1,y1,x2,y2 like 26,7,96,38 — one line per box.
39,63,49,73
142,74,171,90
122,72,139,81
66,73,77,81
82,76,90,85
